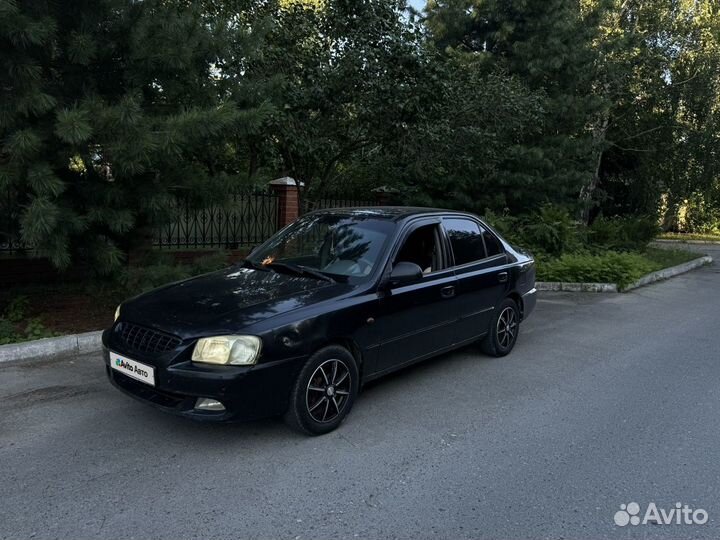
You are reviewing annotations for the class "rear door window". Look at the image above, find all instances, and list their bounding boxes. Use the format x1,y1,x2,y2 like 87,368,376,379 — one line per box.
443,218,487,266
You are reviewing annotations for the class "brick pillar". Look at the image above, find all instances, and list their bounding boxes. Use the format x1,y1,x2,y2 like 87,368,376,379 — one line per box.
269,176,303,228
372,185,400,206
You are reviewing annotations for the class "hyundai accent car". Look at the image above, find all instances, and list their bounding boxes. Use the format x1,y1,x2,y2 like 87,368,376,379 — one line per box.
103,207,536,434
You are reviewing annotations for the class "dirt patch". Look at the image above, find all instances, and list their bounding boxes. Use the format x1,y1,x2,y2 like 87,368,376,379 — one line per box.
0,284,114,335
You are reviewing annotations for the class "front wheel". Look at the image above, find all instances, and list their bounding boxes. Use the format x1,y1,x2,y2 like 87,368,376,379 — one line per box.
284,345,359,435
481,298,520,357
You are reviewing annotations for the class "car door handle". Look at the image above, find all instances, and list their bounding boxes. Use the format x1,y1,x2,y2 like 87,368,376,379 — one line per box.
497,271,508,283
440,285,455,299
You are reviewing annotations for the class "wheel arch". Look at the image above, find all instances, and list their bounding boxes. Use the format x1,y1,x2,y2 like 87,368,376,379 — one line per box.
316,337,365,382
507,290,525,319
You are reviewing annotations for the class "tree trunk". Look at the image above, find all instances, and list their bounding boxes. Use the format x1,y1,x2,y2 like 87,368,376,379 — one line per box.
579,111,610,225
248,141,258,180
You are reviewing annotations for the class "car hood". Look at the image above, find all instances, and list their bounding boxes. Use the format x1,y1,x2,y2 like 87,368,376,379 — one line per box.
121,266,348,338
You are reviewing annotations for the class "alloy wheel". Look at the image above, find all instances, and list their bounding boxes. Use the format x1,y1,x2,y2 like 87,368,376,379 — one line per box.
496,306,518,349
305,359,352,423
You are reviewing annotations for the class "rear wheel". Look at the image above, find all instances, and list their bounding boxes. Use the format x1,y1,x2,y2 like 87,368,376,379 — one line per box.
284,345,359,435
481,298,520,357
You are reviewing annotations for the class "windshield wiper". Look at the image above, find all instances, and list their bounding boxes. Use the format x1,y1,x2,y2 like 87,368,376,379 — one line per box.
265,262,335,283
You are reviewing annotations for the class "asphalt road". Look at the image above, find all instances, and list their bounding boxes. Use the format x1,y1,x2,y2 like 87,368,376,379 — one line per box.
2,246,719,540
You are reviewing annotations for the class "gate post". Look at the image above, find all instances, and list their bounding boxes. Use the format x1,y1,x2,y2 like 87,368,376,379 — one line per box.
372,185,400,206
269,177,303,228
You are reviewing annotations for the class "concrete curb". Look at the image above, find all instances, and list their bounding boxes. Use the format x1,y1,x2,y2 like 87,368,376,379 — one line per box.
538,255,712,294
623,255,712,291
0,330,103,365
537,281,618,293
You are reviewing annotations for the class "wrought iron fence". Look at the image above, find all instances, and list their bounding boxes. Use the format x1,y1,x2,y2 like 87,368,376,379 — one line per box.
154,191,279,250
304,197,375,212
0,187,380,255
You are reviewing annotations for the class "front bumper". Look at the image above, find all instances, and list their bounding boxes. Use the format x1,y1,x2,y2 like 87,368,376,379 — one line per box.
103,346,306,422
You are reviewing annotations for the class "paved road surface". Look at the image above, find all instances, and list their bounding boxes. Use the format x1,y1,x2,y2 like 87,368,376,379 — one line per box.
1,246,719,539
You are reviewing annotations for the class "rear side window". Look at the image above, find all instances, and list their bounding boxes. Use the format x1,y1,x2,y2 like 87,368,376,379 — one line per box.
482,228,503,257
444,218,486,265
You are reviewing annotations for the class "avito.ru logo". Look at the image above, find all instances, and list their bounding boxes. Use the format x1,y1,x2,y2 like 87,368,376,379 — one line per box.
614,502,708,527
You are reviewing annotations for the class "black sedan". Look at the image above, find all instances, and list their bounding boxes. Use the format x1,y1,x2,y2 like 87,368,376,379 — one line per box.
103,207,536,434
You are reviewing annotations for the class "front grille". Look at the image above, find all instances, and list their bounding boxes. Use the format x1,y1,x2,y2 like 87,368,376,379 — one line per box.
116,322,181,354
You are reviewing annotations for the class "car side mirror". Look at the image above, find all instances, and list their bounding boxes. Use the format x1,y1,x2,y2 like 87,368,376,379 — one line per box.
389,261,423,286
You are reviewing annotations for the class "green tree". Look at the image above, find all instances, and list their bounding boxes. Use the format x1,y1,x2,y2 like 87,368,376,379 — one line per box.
228,0,437,204
584,0,720,230
0,0,249,271
425,0,600,214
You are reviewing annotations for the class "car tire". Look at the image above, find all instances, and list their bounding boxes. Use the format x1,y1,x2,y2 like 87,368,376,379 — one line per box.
481,298,520,357
284,345,359,435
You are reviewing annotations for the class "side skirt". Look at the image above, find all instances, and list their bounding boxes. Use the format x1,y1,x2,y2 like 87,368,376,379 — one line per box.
362,331,489,384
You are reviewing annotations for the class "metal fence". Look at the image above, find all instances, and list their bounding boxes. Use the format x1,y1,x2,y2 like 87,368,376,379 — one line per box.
304,197,376,212
154,191,279,250
0,187,379,255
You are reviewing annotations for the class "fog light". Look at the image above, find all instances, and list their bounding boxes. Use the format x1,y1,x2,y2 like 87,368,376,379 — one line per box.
194,398,226,411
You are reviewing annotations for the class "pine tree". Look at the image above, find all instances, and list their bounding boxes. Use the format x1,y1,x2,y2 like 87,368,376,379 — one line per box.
0,0,251,272
425,0,600,213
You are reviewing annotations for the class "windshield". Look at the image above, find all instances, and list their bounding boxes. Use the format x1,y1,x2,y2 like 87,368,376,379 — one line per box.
249,214,395,280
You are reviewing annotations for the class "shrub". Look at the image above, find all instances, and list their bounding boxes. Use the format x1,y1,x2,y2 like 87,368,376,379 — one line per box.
588,216,659,251
538,251,657,289
120,263,191,296
102,251,231,300
486,204,583,257
189,251,231,275
0,298,56,345
482,209,521,242
4,295,29,323
678,192,720,234
22,318,56,341
0,319,17,345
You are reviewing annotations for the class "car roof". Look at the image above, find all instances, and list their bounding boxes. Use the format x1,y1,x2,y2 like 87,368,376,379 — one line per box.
306,206,478,222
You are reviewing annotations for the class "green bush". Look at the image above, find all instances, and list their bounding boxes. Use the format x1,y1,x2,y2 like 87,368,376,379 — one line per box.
0,297,57,345
680,192,720,234
538,251,657,289
4,295,29,323
486,204,583,257
486,208,661,257
482,209,521,242
188,251,231,275
103,251,231,300
0,319,17,345
588,216,659,251
120,263,192,296
22,318,56,341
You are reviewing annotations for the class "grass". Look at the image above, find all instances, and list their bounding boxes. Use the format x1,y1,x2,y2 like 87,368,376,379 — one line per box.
658,232,720,242
537,247,702,290
643,247,700,268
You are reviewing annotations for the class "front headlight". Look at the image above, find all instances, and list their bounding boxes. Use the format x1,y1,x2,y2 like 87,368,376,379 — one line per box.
192,335,261,366
114,305,121,322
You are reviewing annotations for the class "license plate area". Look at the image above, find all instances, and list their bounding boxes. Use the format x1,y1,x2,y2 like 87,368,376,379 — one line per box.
109,351,155,387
